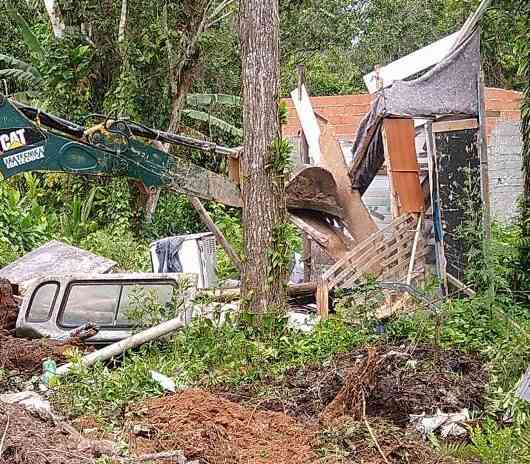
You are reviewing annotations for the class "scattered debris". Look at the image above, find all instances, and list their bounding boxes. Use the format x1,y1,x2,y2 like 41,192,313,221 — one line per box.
318,416,458,464
150,371,176,392
218,344,487,426
516,365,530,403
0,391,54,421
0,402,88,464
126,388,318,464
410,408,470,439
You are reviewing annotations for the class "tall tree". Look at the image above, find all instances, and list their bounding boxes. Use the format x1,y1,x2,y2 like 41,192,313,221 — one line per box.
239,0,287,314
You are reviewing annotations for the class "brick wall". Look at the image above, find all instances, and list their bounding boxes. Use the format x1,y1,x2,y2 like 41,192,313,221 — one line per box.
283,87,524,223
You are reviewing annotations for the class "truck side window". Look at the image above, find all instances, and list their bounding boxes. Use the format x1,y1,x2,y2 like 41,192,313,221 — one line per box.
27,282,59,322
116,284,175,325
60,284,120,327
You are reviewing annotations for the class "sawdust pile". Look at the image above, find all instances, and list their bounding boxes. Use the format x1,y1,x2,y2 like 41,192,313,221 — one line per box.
0,279,18,333
127,388,318,464
0,332,87,373
0,402,86,464
219,344,487,425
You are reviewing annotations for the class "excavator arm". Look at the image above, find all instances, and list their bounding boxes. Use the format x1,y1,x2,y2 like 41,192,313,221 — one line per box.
0,96,242,206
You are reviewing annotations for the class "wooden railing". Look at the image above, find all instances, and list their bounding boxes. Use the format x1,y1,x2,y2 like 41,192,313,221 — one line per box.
316,213,426,316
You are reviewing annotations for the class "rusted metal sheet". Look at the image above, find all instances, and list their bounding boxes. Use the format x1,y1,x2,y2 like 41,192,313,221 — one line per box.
382,119,425,215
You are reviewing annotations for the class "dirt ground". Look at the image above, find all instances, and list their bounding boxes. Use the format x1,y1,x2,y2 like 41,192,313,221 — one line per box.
219,343,487,426
0,402,88,464
0,332,87,374
0,279,18,334
127,388,318,464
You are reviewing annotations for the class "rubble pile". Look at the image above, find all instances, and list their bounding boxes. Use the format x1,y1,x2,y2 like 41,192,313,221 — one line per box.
0,402,87,464
0,332,87,373
127,388,318,464
218,344,487,426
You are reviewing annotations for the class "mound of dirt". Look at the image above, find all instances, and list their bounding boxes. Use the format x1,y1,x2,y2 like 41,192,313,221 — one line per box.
0,279,18,333
0,402,87,464
218,344,487,426
0,332,88,373
126,388,318,464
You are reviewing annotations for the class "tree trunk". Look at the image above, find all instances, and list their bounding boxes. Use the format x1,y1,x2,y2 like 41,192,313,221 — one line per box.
239,0,287,314
43,0,65,39
517,49,530,292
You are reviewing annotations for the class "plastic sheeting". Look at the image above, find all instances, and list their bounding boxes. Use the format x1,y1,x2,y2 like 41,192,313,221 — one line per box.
349,29,481,193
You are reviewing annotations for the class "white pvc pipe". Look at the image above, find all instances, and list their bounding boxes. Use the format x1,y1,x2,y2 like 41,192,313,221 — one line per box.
56,316,187,376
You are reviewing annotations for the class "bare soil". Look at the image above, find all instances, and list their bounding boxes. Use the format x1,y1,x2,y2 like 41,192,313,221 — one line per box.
0,332,87,373
126,388,319,464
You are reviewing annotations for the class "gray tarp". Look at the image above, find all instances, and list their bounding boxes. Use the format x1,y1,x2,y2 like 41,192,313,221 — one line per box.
349,29,481,193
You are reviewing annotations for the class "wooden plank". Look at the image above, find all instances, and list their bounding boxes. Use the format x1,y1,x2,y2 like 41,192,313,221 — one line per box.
317,279,329,318
363,32,459,93
289,211,351,260
228,156,240,184
189,196,243,274
383,119,425,215
290,85,321,164
319,121,379,244
407,214,423,284
433,118,479,133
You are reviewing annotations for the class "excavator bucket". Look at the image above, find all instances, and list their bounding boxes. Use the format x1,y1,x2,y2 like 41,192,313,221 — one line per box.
286,165,343,218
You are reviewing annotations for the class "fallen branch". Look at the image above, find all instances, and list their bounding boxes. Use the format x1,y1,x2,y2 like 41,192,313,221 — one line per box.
362,394,390,464
116,450,189,463
0,415,9,458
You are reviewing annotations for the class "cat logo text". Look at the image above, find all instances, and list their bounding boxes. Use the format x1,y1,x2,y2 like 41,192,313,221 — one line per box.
0,129,27,153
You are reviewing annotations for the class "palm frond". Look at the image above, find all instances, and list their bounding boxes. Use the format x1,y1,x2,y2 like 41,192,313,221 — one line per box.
182,109,243,138
5,6,45,59
0,68,42,86
0,53,41,78
186,93,242,108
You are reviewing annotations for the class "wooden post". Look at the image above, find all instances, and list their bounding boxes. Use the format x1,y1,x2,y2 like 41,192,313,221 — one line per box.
477,70,491,240
406,213,423,285
189,196,243,274
297,64,312,281
317,278,329,319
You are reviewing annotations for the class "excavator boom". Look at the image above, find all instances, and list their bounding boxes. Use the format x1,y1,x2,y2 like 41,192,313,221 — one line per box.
0,96,242,206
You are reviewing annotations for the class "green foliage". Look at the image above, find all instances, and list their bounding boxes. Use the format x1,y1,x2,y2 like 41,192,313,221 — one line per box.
56,315,371,419
145,192,201,240
208,203,243,280
468,419,530,464
0,175,56,252
60,186,97,243
80,227,150,272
